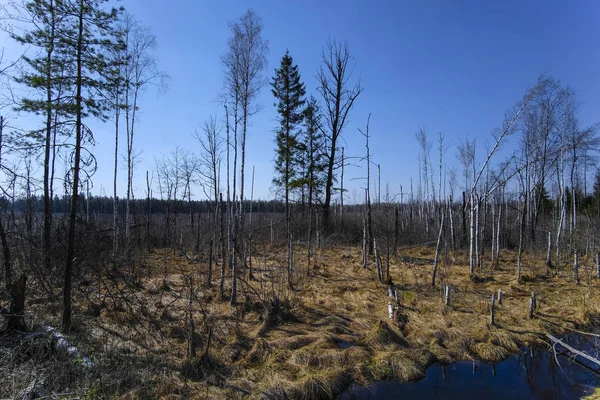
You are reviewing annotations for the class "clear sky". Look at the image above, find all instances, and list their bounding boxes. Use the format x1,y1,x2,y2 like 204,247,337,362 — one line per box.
1,0,599,202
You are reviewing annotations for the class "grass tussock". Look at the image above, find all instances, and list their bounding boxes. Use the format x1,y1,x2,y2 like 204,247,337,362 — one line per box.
363,320,408,350
370,350,427,382
4,245,599,398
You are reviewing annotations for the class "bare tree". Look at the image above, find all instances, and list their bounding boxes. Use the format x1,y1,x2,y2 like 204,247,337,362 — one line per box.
317,38,362,232
467,82,540,276
358,114,374,255
195,116,222,207
121,12,168,252
222,9,268,304
180,149,200,236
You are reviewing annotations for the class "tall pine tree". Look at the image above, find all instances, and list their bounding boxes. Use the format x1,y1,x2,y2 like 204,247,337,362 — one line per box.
61,0,120,332
271,50,305,287
11,0,75,273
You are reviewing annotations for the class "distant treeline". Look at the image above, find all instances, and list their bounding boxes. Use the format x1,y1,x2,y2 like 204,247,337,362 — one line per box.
0,194,289,216
2,185,599,218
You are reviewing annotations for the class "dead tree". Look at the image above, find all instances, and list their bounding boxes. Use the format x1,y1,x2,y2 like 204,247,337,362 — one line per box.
431,205,445,287
467,82,539,276
317,38,362,232
358,114,374,255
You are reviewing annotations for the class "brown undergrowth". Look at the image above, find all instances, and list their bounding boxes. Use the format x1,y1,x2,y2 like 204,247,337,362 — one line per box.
2,245,599,399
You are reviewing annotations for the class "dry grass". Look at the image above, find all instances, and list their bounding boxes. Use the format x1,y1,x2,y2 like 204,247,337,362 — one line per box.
2,245,600,399
585,387,600,400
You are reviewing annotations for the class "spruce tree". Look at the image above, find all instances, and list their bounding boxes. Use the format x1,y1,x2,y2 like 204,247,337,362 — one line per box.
299,96,327,209
271,50,306,212
271,50,305,287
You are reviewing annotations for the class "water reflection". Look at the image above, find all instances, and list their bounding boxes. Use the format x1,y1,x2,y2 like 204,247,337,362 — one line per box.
343,334,599,400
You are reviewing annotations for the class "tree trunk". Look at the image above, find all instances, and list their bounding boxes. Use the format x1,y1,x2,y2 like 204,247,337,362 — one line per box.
495,200,501,268
8,274,27,331
0,217,11,292
63,1,84,332
432,206,445,287
545,231,552,274
448,196,455,252
462,191,467,247
113,95,120,262
393,206,399,255
469,193,475,275
219,193,225,299
43,8,55,271
517,198,525,282
207,239,213,287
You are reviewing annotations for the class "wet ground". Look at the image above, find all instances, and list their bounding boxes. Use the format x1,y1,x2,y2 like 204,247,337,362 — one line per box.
343,333,600,399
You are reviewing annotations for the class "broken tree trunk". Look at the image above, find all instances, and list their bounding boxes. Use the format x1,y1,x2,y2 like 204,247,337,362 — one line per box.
25,325,92,368
574,249,580,285
8,274,27,331
547,334,600,368
445,285,450,306
431,207,445,288
490,294,495,326
546,231,552,274
529,291,536,319
374,239,383,282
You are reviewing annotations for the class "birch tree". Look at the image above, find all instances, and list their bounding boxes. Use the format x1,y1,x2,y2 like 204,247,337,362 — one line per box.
222,9,268,304
121,13,167,252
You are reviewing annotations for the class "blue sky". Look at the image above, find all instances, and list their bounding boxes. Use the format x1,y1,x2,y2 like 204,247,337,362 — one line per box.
2,0,599,202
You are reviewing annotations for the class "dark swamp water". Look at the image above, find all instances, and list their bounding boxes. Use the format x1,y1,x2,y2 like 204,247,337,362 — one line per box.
342,333,600,399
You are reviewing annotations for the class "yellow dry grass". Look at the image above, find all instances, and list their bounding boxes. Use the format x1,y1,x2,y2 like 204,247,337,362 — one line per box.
67,245,600,398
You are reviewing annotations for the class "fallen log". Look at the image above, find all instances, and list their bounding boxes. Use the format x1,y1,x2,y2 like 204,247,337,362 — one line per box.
25,325,93,368
546,333,600,368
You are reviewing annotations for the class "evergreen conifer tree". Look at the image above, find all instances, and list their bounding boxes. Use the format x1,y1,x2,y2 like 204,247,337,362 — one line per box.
271,50,306,211
271,50,305,287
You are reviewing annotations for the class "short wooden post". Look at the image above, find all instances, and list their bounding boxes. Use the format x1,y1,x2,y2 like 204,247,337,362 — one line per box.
574,249,580,285
394,289,399,305
388,287,394,298
444,285,450,306
529,291,536,319
497,289,502,305
490,294,496,326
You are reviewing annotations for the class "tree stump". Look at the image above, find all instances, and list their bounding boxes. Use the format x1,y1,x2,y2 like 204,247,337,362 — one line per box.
8,274,27,331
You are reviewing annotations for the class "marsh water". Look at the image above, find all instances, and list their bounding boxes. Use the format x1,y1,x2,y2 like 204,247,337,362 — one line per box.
342,333,600,399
